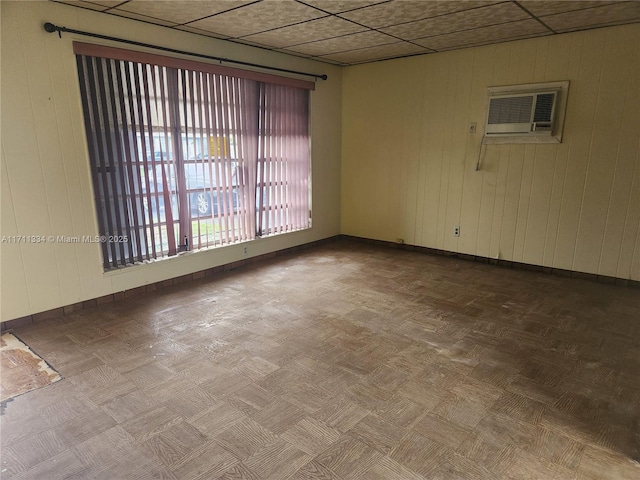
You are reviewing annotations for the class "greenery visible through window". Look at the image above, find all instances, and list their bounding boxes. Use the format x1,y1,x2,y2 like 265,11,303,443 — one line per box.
75,45,311,270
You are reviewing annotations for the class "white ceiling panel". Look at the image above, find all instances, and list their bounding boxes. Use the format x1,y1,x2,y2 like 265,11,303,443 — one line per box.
51,0,640,66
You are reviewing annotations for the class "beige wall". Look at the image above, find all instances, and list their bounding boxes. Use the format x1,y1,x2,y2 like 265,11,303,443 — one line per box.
342,24,640,281
0,1,342,322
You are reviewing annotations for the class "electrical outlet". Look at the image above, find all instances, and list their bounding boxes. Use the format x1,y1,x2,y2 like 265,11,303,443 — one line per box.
243,246,248,256
469,122,477,134
453,225,460,237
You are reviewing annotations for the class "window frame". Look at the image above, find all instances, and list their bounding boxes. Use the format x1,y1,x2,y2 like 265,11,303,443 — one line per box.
75,42,313,270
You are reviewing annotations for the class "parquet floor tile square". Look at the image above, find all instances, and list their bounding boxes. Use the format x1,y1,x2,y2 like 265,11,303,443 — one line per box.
1,240,639,479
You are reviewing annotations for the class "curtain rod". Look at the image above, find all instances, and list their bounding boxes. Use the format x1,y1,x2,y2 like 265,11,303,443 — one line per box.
43,22,328,81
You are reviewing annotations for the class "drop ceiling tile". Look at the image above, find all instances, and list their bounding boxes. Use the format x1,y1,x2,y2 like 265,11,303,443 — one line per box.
271,47,322,60
241,16,366,48
314,58,344,66
172,25,231,39
318,41,430,65
115,0,254,25
110,8,179,26
187,0,327,38
338,0,497,29
414,18,550,51
518,1,618,17
541,2,640,32
380,2,531,40
285,30,397,56
51,0,640,66
85,0,128,7
300,0,388,14
53,0,113,11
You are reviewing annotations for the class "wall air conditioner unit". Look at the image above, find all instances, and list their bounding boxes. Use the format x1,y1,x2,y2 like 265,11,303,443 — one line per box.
486,91,556,135
483,81,569,144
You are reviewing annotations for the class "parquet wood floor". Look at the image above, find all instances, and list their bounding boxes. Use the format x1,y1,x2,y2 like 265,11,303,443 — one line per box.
1,239,639,479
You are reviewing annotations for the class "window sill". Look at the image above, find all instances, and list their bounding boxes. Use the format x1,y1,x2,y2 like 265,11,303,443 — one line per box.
482,134,563,145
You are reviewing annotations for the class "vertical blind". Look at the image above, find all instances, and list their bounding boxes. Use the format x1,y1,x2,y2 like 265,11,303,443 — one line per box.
75,43,311,270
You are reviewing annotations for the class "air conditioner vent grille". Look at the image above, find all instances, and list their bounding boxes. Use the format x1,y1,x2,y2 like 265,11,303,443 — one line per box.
488,96,533,124
533,93,556,123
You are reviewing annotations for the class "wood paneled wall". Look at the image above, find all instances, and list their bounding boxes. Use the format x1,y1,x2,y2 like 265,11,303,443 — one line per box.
342,24,640,280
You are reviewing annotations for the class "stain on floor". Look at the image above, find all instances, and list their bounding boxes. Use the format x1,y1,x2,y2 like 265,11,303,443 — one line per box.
0,332,61,402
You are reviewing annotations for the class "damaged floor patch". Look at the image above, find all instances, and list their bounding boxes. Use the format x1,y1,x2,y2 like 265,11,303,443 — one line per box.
1,333,61,402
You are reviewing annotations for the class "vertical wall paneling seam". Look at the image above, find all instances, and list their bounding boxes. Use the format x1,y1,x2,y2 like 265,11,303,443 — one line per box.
535,40,553,266
457,49,475,254
621,139,640,279
614,35,640,280
499,46,517,259
483,144,497,258
417,125,428,247
434,57,453,248
495,148,508,260
521,27,542,264
518,41,534,263
514,145,525,262
628,37,640,280
439,56,457,250
484,46,500,259
552,34,584,270
543,142,561,266
447,54,464,252
3,26,33,316
21,22,61,311
631,213,640,280
414,64,429,246
522,144,538,263
472,48,489,258
44,33,77,293
541,37,563,266
47,35,85,295
499,144,512,259
510,144,525,263
571,38,606,272
494,145,513,260
417,83,426,245
473,145,486,257
413,62,428,246
597,41,632,277
432,62,444,248
0,144,31,317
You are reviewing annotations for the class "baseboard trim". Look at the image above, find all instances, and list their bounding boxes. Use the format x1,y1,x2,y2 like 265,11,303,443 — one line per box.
340,235,640,289
1,236,341,331
3,234,637,331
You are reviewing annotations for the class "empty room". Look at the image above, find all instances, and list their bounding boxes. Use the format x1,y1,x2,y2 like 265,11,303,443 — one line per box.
1,1,639,479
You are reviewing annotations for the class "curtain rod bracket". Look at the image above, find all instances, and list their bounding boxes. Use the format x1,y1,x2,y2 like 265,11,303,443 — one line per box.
44,22,61,37
43,22,328,81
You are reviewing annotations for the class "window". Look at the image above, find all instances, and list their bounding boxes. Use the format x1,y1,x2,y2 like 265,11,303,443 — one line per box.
75,43,312,270
483,81,569,144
